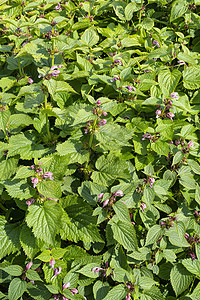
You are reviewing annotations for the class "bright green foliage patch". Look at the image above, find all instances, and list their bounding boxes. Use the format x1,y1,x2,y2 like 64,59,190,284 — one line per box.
0,0,200,299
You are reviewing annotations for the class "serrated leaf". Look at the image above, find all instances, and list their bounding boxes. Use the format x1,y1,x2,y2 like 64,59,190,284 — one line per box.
93,280,110,300
37,181,62,199
0,216,21,260
4,178,35,200
0,265,23,277
182,258,200,276
111,220,138,250
104,284,127,300
145,225,164,246
26,269,43,282
20,225,40,260
151,141,169,156
183,66,200,89
113,201,130,223
170,263,193,296
0,158,18,180
8,278,27,300
26,201,63,245
170,0,188,22
81,28,99,47
158,69,181,96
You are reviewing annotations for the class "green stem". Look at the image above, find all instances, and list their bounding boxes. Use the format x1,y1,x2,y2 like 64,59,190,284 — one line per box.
139,0,143,24
17,58,23,77
45,94,51,140
51,39,55,67
0,202,7,212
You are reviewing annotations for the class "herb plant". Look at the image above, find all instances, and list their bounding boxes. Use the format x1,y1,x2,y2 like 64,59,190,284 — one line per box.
0,0,200,299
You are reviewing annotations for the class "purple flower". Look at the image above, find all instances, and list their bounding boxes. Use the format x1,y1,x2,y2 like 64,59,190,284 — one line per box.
126,294,131,300
156,109,162,118
103,199,109,207
26,261,33,270
51,267,62,280
110,75,120,82
26,198,35,206
190,252,196,260
140,203,146,212
96,100,101,106
58,64,63,68
70,289,78,295
51,70,60,77
50,65,58,71
149,177,155,187
178,60,186,65
50,258,55,269
170,92,179,100
98,193,104,201
142,133,152,140
188,141,194,148
166,112,175,121
99,119,107,126
31,177,38,188
43,172,54,180
63,282,71,289
30,165,35,169
185,233,189,240
114,190,124,197
91,267,103,274
153,40,160,47
55,3,61,10
28,78,33,84
125,85,135,92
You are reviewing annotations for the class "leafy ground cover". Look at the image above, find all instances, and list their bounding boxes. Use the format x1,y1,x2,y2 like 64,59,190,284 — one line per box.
0,0,200,299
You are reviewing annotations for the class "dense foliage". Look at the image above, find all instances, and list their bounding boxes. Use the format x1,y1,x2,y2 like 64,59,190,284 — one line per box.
0,0,200,299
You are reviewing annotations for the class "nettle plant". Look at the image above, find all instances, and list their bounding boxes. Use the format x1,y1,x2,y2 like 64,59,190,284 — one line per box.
0,0,200,299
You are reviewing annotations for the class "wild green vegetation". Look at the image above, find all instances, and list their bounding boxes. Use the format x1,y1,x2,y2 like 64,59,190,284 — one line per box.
0,0,200,299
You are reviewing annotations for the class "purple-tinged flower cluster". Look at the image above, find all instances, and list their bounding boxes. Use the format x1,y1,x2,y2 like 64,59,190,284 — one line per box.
55,3,61,10
110,75,120,82
160,215,177,229
156,98,175,121
38,65,63,80
28,78,33,84
140,203,146,212
84,100,108,134
26,198,35,206
142,132,160,142
98,190,124,211
30,163,54,189
91,261,115,278
111,57,123,67
125,281,135,299
152,40,160,47
178,60,186,66
170,92,179,100
123,85,136,92
185,232,200,260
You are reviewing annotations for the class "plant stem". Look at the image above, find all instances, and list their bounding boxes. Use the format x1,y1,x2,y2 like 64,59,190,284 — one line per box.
17,58,23,77
45,94,51,140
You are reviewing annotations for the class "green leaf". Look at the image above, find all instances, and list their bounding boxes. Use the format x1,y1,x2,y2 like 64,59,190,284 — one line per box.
56,140,89,164
113,1,126,21
0,158,18,181
111,220,138,250
145,225,164,246
158,69,181,96
167,221,190,247
4,179,35,200
0,110,10,134
26,269,43,282
93,280,110,300
104,284,127,300
113,201,130,223
183,66,200,89
151,141,169,156
60,195,103,244
163,249,176,262
20,225,40,260
0,265,23,277
170,0,188,22
78,181,107,206
78,263,101,278
37,181,62,199
142,286,164,300
139,276,157,289
182,259,200,276
195,184,200,205
187,159,200,175
81,28,99,47
8,278,27,300
91,154,131,187
0,216,21,260
170,263,193,296
26,282,52,300
125,2,139,21
172,151,184,165
141,18,154,30
26,201,63,245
